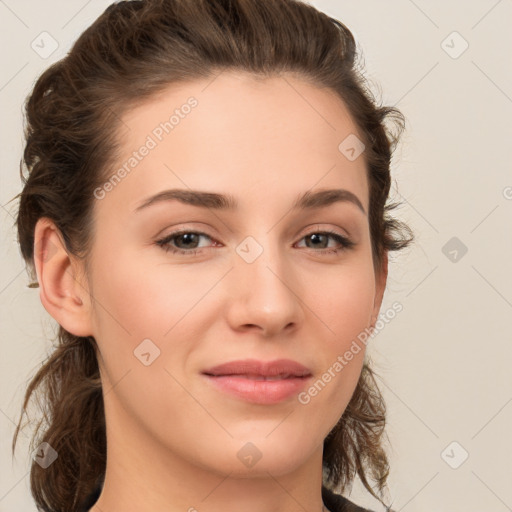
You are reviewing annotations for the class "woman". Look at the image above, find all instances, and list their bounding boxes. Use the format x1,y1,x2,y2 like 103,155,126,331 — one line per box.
12,1,413,511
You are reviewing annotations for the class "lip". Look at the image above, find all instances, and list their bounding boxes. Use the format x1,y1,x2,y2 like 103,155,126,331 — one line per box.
201,358,313,404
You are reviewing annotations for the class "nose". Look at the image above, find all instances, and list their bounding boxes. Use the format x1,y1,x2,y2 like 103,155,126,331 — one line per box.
225,238,305,338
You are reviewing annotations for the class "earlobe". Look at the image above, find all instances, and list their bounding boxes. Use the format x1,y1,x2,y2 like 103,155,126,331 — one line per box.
33,218,93,337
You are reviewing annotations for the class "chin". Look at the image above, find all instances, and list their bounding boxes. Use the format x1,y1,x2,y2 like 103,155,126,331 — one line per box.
198,435,316,478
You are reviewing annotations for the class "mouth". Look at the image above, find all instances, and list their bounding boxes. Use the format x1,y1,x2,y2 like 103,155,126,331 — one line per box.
201,359,313,404
206,373,308,381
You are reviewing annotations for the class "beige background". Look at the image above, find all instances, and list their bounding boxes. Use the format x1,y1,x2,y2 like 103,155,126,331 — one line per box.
1,1,511,510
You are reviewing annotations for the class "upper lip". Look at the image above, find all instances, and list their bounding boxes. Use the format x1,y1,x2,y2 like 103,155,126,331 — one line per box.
202,358,312,378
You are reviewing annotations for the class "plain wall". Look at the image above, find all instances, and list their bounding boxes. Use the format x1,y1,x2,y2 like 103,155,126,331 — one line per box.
1,1,511,510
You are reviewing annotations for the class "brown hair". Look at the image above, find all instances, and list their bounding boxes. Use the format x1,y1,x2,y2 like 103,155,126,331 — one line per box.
12,0,413,510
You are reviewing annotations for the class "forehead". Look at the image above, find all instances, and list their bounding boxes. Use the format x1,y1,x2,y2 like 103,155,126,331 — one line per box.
101,71,369,215
120,70,362,149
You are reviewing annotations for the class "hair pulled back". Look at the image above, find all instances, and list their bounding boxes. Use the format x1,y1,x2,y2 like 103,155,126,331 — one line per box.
13,1,413,510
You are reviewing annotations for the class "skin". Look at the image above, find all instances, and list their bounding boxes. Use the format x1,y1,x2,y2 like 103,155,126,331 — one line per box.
34,71,387,512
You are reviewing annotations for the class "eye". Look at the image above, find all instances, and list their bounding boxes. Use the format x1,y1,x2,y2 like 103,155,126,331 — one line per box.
155,228,355,256
156,230,216,256
295,229,355,255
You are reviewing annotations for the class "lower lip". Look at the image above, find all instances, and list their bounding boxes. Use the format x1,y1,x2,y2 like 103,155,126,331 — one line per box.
203,375,311,404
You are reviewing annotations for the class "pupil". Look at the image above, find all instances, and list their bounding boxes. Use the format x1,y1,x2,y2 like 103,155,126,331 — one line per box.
309,233,326,248
179,233,198,248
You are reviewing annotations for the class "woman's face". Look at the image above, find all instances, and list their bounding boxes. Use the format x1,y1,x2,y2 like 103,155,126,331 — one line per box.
83,71,386,478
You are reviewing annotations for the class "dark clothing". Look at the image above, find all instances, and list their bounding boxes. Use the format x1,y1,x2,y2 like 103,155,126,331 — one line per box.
322,486,375,511
78,484,374,512
78,484,102,512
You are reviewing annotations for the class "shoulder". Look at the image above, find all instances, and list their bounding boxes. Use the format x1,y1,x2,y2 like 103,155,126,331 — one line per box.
322,486,377,512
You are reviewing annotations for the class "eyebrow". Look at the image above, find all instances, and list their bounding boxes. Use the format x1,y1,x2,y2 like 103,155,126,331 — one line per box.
134,187,366,215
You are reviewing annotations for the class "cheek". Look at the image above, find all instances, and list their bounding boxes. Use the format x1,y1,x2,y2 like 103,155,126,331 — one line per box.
300,260,376,416
308,259,376,341
89,246,216,342
87,244,228,414
88,249,210,427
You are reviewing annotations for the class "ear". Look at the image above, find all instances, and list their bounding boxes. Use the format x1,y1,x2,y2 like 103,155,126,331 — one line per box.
370,250,388,329
33,218,93,337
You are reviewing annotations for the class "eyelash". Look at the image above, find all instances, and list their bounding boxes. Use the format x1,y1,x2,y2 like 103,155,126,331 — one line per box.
155,228,355,256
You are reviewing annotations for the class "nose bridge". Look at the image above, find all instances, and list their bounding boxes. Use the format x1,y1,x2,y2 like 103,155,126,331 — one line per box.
228,232,303,335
